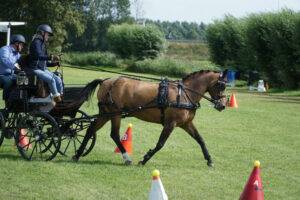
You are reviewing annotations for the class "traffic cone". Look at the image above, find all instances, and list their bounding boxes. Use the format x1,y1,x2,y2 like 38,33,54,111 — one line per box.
240,160,264,200
149,169,168,200
19,129,32,149
229,93,238,108
114,123,133,154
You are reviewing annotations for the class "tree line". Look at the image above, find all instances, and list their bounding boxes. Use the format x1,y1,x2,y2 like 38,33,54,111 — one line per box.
145,20,207,41
206,9,300,89
0,0,206,52
0,0,131,51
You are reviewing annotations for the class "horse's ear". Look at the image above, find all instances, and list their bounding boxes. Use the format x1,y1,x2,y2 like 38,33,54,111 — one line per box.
221,69,228,81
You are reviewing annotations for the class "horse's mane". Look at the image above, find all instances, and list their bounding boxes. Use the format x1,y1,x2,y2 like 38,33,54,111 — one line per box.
182,70,219,82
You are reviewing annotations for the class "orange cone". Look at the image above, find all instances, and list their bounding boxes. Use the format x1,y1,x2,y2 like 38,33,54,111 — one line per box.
114,123,133,154
19,129,32,149
240,160,264,200
229,93,238,108
149,169,168,200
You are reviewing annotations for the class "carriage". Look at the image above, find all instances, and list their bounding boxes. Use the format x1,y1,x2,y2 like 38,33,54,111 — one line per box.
0,68,96,161
0,62,228,166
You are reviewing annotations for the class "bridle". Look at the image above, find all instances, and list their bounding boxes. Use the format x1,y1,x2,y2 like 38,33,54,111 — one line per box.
180,74,227,111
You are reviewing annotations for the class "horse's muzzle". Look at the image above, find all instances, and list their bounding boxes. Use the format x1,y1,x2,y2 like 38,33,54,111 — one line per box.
214,101,226,111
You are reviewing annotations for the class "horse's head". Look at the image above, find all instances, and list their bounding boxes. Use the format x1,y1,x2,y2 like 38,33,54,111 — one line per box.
207,70,228,111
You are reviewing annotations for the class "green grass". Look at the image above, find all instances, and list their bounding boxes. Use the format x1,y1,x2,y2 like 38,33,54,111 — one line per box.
127,58,218,77
0,67,299,199
165,41,210,61
63,51,120,68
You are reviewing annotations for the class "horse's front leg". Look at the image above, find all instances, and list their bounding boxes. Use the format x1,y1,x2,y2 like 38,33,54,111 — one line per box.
110,116,132,165
72,117,108,161
181,122,213,167
139,122,175,165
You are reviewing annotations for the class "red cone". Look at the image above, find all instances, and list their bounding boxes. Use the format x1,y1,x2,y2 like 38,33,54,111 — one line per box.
240,160,264,200
114,123,133,154
229,93,238,108
19,129,32,149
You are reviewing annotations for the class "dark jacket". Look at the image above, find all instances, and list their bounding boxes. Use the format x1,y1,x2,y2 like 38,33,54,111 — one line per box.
29,36,55,70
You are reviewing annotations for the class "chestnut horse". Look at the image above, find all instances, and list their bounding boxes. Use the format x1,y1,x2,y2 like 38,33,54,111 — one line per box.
73,70,227,167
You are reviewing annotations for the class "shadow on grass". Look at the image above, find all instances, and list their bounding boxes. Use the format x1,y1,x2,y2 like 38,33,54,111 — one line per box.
256,95,300,104
0,153,22,161
53,158,126,166
52,157,176,168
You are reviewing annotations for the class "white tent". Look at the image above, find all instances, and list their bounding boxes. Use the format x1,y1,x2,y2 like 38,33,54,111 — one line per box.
0,22,26,45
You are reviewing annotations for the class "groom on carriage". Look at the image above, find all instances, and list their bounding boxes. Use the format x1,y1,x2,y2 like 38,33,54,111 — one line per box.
28,24,63,103
0,34,26,100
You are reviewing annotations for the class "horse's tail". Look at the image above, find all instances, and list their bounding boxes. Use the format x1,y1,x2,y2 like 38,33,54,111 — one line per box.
80,79,103,102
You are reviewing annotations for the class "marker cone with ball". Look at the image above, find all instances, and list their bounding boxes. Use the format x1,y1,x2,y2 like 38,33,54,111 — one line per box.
240,160,264,200
148,169,168,200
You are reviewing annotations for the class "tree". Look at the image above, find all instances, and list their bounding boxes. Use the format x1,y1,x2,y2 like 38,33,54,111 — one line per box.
107,24,165,59
206,10,300,88
132,0,145,21
0,0,85,52
145,19,207,41
66,0,132,51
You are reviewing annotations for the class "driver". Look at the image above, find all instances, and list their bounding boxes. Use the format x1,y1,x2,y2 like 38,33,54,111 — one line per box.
0,34,25,100
28,24,63,102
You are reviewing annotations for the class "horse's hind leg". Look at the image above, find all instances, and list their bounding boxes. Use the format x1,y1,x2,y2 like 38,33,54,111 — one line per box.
110,116,132,165
73,117,108,161
181,122,213,167
139,122,175,165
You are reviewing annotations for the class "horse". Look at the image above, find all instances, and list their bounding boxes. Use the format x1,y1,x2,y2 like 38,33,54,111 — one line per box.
72,70,228,167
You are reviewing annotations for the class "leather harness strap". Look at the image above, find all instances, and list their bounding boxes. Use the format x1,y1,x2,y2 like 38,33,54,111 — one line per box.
97,78,201,125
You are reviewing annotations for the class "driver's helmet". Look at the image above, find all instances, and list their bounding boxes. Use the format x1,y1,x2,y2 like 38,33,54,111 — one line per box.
10,34,26,44
36,24,53,36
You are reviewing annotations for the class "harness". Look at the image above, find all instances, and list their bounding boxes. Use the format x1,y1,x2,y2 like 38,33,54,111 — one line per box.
98,77,202,124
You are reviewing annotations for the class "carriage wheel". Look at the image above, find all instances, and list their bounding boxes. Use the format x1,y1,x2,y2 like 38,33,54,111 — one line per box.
0,111,5,147
16,111,61,161
59,110,96,157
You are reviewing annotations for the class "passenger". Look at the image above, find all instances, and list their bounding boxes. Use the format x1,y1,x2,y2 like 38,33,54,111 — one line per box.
28,24,63,103
0,34,26,100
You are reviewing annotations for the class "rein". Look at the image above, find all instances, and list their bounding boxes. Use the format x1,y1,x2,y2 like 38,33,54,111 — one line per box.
86,67,219,106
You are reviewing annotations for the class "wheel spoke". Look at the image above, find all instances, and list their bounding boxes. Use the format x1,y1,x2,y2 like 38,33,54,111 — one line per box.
73,139,77,153
41,140,54,155
75,137,83,145
38,142,43,159
29,143,37,160
63,139,72,155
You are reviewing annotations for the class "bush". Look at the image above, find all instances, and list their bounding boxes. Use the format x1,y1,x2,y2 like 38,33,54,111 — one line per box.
206,15,247,68
127,57,219,77
107,24,166,59
206,10,300,89
245,10,300,88
63,51,119,67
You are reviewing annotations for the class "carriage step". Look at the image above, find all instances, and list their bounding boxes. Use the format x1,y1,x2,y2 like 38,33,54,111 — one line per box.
29,95,52,104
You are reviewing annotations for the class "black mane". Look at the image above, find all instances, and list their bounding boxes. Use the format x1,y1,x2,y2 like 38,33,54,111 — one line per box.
182,70,219,82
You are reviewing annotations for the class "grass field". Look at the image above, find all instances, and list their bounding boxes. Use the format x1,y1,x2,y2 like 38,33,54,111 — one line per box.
0,67,299,200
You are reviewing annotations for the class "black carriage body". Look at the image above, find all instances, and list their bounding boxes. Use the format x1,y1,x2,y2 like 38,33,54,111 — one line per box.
7,73,44,113
50,86,84,118
0,70,96,160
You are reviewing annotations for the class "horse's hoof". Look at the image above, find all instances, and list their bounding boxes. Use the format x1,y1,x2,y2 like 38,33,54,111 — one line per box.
72,155,79,162
207,160,214,167
125,160,132,165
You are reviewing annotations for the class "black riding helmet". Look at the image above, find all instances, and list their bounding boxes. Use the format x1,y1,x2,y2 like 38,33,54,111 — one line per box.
37,24,53,36
10,34,26,44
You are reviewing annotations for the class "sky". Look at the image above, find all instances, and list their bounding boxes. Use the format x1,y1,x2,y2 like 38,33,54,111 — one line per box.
130,0,300,23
